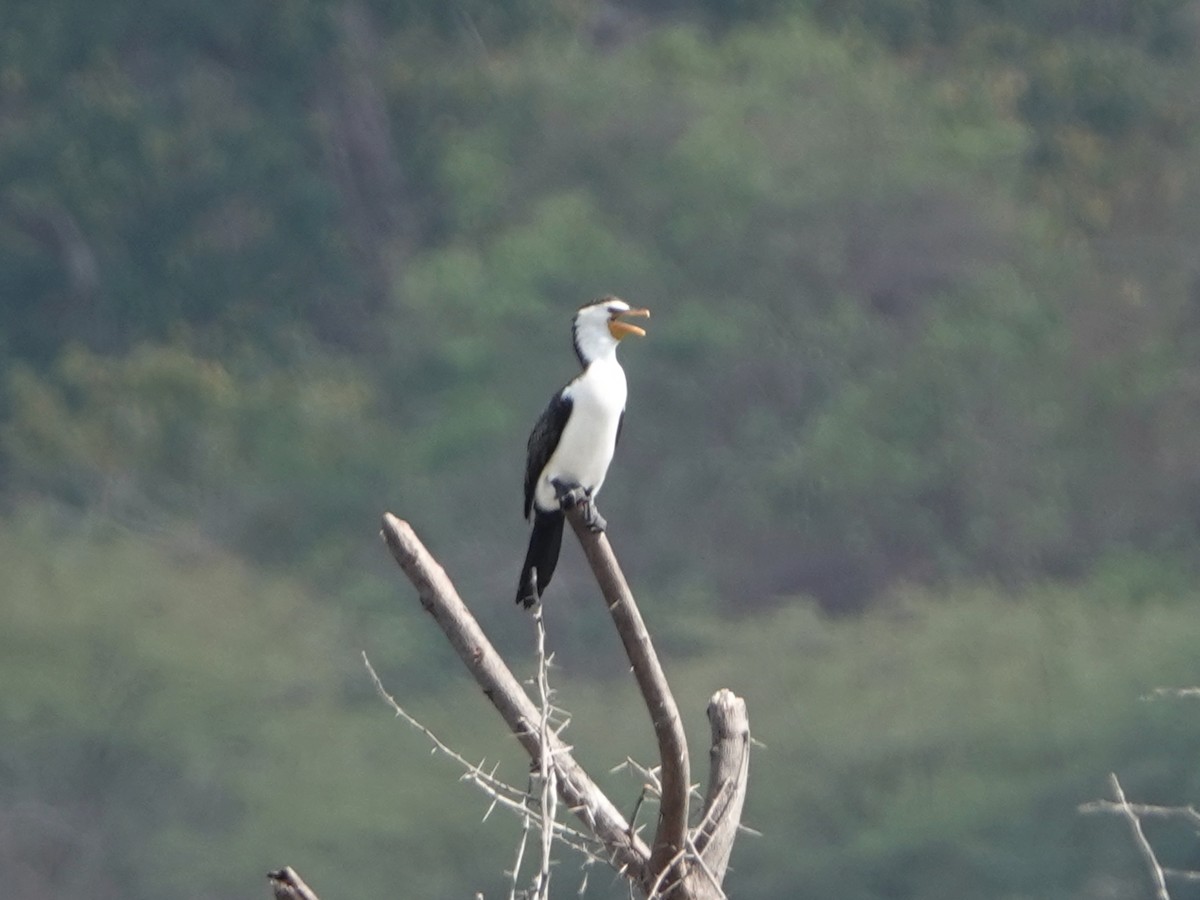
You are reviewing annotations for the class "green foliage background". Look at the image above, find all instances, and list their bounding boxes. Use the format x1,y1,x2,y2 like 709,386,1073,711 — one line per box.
4,1,1200,897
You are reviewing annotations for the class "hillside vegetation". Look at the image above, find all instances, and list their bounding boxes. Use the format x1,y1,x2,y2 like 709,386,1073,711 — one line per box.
4,2,1200,898
5,511,1200,899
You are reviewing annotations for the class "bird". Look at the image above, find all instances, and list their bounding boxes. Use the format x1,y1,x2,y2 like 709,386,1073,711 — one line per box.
515,296,650,608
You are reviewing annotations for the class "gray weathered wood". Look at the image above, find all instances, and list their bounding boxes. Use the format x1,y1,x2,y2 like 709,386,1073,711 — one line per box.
379,513,651,878
267,867,321,900
565,508,692,891
371,510,750,900
687,689,751,898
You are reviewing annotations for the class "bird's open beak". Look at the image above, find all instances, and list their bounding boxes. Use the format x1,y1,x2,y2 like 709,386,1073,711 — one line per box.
608,308,650,340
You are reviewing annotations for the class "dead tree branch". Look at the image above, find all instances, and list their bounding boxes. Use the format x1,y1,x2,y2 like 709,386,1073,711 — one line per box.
1080,799,1200,828
531,605,559,900
1108,773,1171,900
691,689,751,887
267,867,321,900
564,507,691,884
361,652,600,859
1081,775,1200,895
379,513,649,877
378,511,749,899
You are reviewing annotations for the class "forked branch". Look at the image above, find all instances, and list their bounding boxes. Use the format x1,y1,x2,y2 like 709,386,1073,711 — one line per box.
379,513,649,877
373,511,748,900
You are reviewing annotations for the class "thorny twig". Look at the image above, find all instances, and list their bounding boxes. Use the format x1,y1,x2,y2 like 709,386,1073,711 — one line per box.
1081,778,1200,893
533,604,558,900
1080,686,1200,896
1109,773,1171,900
362,652,601,863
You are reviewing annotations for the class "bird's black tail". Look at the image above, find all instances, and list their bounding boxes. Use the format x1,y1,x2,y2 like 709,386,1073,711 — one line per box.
516,510,565,607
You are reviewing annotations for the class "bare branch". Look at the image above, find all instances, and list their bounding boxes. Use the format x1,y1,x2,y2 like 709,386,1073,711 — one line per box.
565,508,691,885
367,651,605,865
1108,773,1171,900
1079,799,1200,828
534,606,558,900
682,843,726,900
379,511,750,899
505,621,565,900
267,867,321,900
1145,687,1200,700
612,756,664,800
1163,869,1200,883
379,514,650,878
363,652,529,812
366,623,624,867
689,690,750,886
646,847,691,899
507,806,532,900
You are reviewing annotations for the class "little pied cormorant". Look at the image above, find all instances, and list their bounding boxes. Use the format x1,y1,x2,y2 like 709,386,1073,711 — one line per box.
515,296,650,608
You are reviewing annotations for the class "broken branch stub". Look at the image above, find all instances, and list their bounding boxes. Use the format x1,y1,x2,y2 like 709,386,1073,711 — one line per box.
692,689,751,890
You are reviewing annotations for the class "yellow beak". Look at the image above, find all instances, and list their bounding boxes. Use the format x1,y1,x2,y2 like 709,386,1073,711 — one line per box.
608,308,650,340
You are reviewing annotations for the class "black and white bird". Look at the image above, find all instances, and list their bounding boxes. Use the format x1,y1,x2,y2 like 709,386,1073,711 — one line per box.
516,296,650,608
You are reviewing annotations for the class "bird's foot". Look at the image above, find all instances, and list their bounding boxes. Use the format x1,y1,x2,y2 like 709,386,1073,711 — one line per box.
582,503,607,533
551,478,588,509
550,479,606,533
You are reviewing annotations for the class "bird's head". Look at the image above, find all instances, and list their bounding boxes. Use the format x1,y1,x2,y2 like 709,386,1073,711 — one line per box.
572,296,650,366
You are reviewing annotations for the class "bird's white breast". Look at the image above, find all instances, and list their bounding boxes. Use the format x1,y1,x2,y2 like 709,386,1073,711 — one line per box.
536,358,627,511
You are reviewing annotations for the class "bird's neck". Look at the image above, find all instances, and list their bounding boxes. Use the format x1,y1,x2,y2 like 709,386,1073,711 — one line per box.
572,353,627,404
580,348,621,374
573,327,621,368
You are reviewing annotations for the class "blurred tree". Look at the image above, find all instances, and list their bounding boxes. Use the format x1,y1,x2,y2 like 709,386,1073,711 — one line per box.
3,0,1200,610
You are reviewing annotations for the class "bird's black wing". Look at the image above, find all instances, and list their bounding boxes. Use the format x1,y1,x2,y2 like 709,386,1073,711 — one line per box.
524,390,573,519
614,410,625,450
